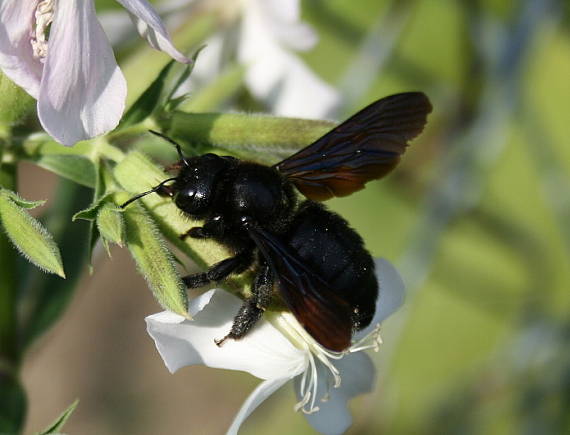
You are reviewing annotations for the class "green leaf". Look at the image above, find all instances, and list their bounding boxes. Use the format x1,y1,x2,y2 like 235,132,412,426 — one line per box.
96,202,125,247
35,154,96,188
36,399,78,435
119,46,205,129
0,370,26,434
122,200,188,316
20,182,92,349
163,46,204,111
0,189,65,278
23,136,94,157
179,62,246,112
1,190,45,209
119,60,176,129
72,204,100,222
72,193,114,222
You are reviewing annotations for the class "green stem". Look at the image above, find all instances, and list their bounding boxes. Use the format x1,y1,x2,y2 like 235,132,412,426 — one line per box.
107,117,158,143
164,111,336,162
0,150,19,364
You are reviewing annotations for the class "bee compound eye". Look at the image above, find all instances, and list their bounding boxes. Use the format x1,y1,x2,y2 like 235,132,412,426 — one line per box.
174,185,212,216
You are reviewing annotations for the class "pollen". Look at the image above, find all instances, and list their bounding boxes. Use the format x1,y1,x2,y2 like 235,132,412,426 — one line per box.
31,0,55,60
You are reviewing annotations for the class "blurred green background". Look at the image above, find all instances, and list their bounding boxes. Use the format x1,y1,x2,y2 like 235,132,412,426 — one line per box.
21,0,570,433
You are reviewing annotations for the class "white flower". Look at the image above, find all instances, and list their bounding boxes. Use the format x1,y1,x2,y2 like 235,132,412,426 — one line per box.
183,0,340,119
0,0,190,146
236,0,340,118
146,258,404,435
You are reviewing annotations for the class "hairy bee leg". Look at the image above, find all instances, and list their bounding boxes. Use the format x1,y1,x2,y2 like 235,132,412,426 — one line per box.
182,251,253,288
215,299,263,347
215,264,273,346
252,263,273,310
182,273,210,288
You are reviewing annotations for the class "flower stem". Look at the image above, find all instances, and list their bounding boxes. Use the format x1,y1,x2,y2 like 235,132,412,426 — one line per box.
164,111,335,162
0,148,19,364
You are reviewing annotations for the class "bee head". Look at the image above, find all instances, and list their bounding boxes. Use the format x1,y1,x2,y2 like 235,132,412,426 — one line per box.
172,153,236,217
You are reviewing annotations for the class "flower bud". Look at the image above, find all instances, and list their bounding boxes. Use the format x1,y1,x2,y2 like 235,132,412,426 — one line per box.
0,72,35,127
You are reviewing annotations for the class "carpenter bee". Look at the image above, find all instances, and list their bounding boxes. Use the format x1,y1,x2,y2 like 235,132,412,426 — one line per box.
121,92,432,351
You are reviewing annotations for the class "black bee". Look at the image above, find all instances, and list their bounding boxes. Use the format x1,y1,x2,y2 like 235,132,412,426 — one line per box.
122,92,432,351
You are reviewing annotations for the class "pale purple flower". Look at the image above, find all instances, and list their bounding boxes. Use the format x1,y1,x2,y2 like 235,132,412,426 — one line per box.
0,0,190,146
146,258,405,435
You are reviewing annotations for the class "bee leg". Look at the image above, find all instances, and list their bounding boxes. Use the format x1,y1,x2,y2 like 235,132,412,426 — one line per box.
215,264,273,346
252,263,273,310
182,272,210,289
179,226,209,240
180,215,224,240
182,250,253,289
215,299,263,347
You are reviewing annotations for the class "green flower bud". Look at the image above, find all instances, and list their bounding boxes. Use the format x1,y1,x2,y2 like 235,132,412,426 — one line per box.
0,72,35,129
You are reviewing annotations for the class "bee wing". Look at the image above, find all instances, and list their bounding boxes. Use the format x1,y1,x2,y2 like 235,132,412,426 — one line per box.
247,225,353,352
274,92,432,201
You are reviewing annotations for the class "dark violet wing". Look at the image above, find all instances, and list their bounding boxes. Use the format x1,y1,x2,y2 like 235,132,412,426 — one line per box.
275,92,432,201
247,225,353,352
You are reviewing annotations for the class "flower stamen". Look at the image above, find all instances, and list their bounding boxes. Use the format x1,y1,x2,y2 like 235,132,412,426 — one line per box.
273,312,384,415
31,0,55,60
349,323,383,353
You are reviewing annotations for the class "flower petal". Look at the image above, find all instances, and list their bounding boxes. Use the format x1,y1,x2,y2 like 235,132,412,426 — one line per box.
294,352,376,435
0,0,43,98
146,289,307,380
255,0,317,51
114,0,190,63
37,0,126,146
238,0,339,118
356,258,406,339
241,44,339,119
227,377,291,435
268,54,340,118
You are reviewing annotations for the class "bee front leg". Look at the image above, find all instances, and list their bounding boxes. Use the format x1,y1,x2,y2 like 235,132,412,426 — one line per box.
180,215,224,240
180,226,210,240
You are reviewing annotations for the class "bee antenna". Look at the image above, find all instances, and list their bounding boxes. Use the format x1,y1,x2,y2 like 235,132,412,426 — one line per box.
120,177,178,209
148,130,190,167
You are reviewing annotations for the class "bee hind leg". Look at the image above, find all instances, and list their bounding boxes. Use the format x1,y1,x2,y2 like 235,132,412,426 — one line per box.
215,264,274,346
215,299,263,346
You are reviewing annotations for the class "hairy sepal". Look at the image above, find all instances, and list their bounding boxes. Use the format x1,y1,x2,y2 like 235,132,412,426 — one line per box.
120,195,188,317
0,189,65,278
